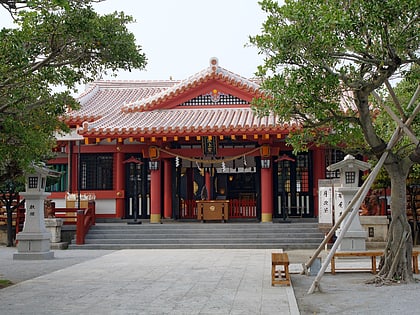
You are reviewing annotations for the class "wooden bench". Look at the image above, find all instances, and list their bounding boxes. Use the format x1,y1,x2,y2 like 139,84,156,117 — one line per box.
331,250,419,275
271,253,290,286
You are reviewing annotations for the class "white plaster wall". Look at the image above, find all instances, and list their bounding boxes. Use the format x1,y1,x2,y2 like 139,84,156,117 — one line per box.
95,199,116,215
49,198,116,215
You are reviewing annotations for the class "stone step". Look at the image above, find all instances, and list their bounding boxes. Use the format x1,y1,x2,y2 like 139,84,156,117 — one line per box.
83,237,322,244
86,231,320,240
69,221,325,250
70,243,320,250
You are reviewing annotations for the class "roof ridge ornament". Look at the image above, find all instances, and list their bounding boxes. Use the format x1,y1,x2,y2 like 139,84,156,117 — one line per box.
210,57,219,72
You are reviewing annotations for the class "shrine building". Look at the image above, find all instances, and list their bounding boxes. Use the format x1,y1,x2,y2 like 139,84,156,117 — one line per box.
47,58,342,223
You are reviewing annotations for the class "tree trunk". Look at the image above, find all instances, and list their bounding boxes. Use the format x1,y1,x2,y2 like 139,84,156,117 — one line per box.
6,202,14,247
355,88,416,284
377,164,414,283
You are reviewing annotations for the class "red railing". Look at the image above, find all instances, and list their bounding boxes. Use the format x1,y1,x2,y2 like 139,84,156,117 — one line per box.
0,200,25,235
180,199,198,219
51,201,96,245
179,199,256,219
76,202,96,245
14,205,26,234
229,199,257,218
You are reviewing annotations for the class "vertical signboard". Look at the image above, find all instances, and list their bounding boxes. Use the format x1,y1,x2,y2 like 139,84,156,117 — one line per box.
318,179,333,225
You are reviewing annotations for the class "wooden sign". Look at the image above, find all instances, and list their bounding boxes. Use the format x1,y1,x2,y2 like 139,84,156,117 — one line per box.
202,136,217,155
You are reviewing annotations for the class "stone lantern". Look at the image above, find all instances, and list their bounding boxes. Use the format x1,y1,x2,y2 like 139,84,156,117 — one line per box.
327,155,370,251
14,164,60,260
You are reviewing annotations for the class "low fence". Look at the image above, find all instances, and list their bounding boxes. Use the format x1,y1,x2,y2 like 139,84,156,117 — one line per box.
180,199,257,219
0,203,26,242
0,200,96,246
50,201,96,245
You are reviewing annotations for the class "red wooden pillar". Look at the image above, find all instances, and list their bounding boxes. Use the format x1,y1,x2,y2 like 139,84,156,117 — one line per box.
163,159,172,218
261,164,273,222
150,164,161,223
115,151,125,218
205,171,211,200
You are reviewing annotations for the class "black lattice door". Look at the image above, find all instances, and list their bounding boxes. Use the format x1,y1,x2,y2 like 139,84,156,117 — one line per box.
276,152,313,218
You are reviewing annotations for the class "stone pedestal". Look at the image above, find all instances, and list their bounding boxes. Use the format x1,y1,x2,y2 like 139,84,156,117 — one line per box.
14,191,54,260
44,218,63,243
335,187,367,251
44,218,67,249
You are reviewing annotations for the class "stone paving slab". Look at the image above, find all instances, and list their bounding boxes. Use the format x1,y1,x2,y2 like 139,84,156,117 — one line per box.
0,248,299,315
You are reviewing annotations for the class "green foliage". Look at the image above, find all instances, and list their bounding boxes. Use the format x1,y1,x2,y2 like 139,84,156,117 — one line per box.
250,0,419,156
371,65,420,185
0,0,147,184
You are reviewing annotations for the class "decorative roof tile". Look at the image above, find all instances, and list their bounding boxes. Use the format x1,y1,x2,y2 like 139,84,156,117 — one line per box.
80,108,293,137
64,80,178,125
70,58,300,138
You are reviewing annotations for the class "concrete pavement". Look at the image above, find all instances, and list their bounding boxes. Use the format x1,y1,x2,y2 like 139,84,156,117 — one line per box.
0,247,299,315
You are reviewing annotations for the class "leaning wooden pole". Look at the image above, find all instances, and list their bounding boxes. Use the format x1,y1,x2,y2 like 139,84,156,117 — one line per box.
307,148,389,294
304,94,420,279
301,176,370,275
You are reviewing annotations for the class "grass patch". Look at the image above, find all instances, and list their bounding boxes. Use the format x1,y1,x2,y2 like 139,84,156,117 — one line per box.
0,279,13,289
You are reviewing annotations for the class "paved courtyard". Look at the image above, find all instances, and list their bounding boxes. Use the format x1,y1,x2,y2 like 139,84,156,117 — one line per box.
0,248,299,315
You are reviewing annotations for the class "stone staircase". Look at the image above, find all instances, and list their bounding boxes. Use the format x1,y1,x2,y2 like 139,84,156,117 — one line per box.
69,220,325,250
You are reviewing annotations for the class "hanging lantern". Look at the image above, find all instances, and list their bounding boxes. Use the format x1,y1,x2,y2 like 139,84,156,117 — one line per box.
149,146,159,159
260,144,270,158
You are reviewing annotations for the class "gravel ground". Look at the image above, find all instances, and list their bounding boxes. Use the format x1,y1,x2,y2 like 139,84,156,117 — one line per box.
286,249,420,315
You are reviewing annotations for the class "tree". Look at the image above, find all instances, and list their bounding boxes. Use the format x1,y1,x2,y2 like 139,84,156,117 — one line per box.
250,0,419,283
0,0,147,246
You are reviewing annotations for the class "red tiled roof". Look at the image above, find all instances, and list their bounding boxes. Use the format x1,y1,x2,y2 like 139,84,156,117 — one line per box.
72,58,300,138
64,80,178,125
80,107,298,137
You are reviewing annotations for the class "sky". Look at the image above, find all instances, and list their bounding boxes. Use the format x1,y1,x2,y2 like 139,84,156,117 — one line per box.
0,0,271,90
92,0,268,81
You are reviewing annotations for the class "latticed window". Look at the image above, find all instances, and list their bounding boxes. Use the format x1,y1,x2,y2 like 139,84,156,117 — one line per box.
80,154,113,190
345,171,356,184
325,149,345,179
45,164,68,192
296,154,309,192
180,93,249,106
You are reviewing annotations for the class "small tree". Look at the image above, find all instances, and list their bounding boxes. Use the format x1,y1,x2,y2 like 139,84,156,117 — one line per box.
0,0,147,246
250,0,419,283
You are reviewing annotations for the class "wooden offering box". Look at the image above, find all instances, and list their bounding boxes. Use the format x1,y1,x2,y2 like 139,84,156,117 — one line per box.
196,200,229,222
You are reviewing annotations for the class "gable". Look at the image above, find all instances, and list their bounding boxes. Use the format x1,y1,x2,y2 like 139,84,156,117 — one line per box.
122,57,261,113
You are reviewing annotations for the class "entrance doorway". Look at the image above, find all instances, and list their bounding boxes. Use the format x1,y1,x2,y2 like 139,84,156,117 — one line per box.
177,156,259,220
275,152,314,218
124,155,150,220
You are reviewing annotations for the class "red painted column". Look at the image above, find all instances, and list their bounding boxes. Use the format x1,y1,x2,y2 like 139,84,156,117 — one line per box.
150,164,161,223
115,151,125,218
261,164,273,222
205,171,211,200
163,159,172,218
